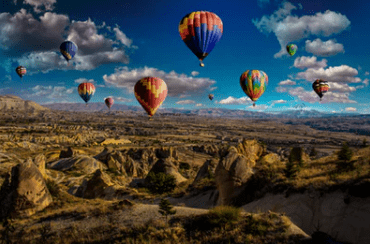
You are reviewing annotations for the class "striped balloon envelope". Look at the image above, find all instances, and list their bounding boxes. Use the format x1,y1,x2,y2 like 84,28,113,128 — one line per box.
78,82,95,105
134,77,167,119
312,79,329,101
179,11,223,67
240,70,268,107
16,66,26,80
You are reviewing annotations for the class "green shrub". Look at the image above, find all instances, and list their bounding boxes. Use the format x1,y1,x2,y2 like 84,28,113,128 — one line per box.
146,172,176,194
284,160,299,179
337,142,353,162
289,147,304,168
207,205,242,231
179,162,190,170
158,198,176,225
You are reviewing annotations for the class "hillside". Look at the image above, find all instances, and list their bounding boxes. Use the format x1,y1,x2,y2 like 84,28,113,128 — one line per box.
0,95,49,113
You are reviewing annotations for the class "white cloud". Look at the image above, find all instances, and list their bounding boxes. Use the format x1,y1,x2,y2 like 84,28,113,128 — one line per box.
176,100,195,105
345,107,357,112
103,66,216,97
191,71,199,76
305,39,344,56
0,10,135,72
252,2,350,58
287,86,356,103
365,71,369,76
248,104,268,110
210,87,217,91
179,94,190,99
272,99,287,104
276,86,288,93
278,79,296,85
293,56,327,70
113,26,133,47
296,65,362,83
195,103,203,107
115,97,132,102
23,0,57,13
329,82,356,92
0,10,68,55
29,85,74,100
74,78,96,84
363,78,369,86
218,96,251,105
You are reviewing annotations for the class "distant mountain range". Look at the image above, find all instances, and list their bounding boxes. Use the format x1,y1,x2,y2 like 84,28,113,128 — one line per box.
0,95,364,119
42,102,362,119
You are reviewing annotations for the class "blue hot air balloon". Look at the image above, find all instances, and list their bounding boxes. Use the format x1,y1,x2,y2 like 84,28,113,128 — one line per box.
60,41,78,64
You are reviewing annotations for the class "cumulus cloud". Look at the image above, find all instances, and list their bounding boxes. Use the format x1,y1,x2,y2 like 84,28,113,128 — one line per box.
113,26,132,47
176,100,195,105
278,79,296,85
296,65,362,83
365,71,369,76
103,66,216,97
0,10,68,55
252,2,351,58
248,104,268,110
345,107,357,112
191,71,199,76
29,85,74,100
271,99,287,104
23,0,57,13
363,78,369,86
74,78,96,84
329,82,356,92
0,10,135,72
305,39,344,56
195,103,203,107
287,86,356,103
115,97,132,102
293,56,327,70
218,96,251,105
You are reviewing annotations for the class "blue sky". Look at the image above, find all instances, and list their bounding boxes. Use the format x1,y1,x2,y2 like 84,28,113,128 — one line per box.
1,0,369,114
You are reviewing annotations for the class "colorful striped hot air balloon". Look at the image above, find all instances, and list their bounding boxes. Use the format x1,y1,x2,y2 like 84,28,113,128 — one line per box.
240,70,268,107
134,77,168,120
179,11,223,67
60,41,78,65
104,97,114,111
78,82,95,106
15,66,26,80
286,44,297,56
312,79,329,101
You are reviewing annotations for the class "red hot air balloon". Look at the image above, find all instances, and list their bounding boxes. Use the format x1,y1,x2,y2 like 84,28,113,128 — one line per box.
104,97,114,111
134,77,168,120
16,66,26,80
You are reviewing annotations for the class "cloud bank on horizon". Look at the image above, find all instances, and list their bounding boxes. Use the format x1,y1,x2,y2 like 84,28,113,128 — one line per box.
0,0,368,114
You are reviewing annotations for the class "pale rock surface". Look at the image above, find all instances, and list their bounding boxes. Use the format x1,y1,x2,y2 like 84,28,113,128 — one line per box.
242,191,370,244
0,159,52,219
145,158,187,185
47,155,106,174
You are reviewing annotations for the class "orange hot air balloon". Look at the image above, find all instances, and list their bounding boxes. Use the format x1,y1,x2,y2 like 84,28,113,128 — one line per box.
134,77,168,119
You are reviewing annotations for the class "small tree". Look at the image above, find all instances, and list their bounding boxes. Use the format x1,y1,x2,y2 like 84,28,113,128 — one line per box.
337,142,353,162
363,138,367,147
158,198,176,226
284,160,298,179
289,147,304,168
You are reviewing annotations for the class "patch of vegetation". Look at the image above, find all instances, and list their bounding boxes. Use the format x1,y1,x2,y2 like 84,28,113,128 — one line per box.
146,172,177,194
179,162,191,170
337,142,354,171
158,198,176,225
45,179,60,198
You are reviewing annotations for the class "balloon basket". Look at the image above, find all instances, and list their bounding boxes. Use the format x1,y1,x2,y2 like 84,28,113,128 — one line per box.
253,103,256,107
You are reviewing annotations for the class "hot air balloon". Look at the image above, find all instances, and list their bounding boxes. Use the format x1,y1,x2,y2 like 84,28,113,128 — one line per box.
15,66,26,80
60,41,78,65
179,11,223,67
240,70,268,107
78,82,95,106
312,79,329,101
134,77,168,120
105,97,114,111
208,94,214,101
286,44,297,56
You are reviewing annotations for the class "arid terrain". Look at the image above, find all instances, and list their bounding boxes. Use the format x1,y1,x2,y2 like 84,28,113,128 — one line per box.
0,95,369,244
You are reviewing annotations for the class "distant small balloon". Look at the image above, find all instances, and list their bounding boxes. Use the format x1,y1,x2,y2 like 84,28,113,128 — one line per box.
105,97,114,110
16,66,26,79
208,94,214,101
286,44,297,56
